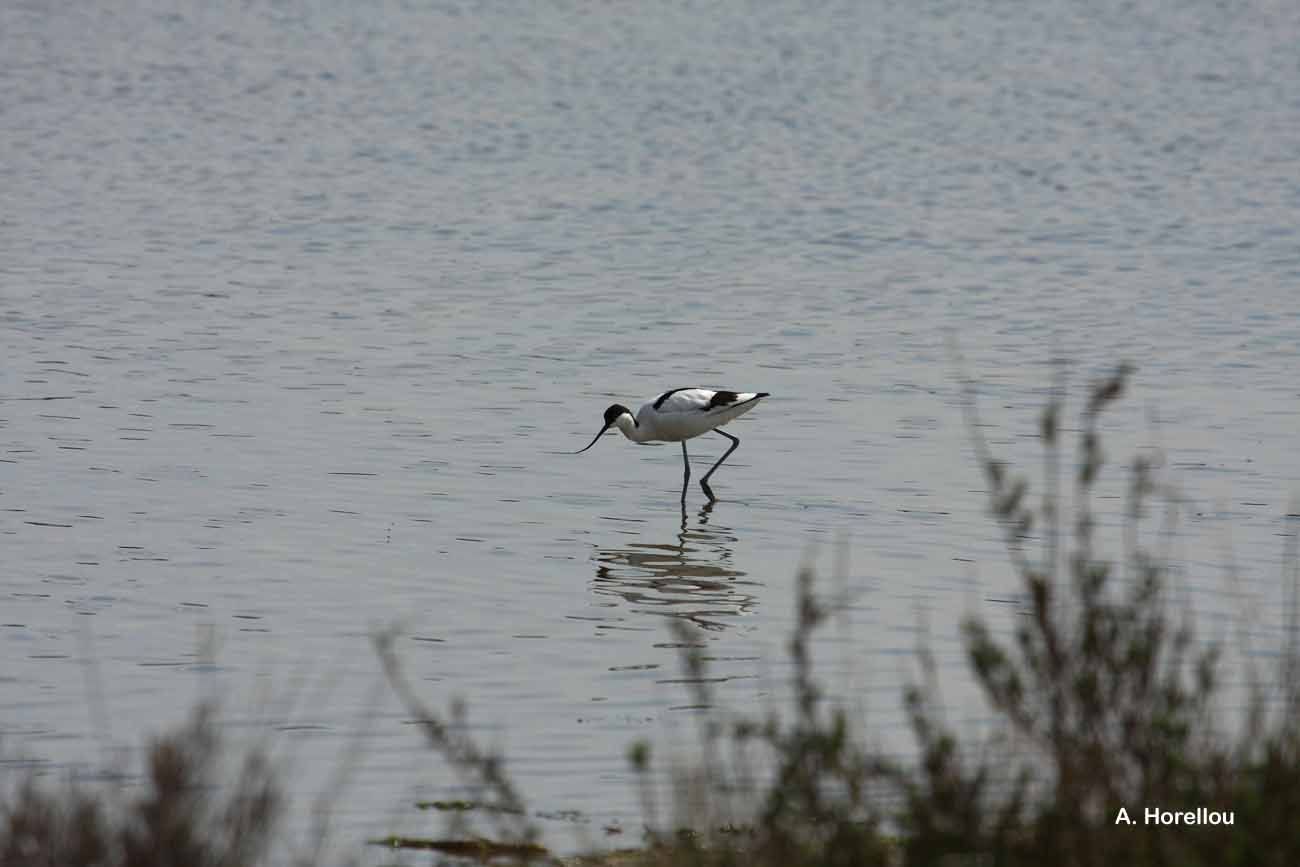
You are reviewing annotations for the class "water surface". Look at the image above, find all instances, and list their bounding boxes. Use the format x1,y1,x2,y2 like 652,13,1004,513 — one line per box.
3,0,1299,856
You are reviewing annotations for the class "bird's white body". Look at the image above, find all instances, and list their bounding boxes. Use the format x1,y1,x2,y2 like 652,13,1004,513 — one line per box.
614,388,767,443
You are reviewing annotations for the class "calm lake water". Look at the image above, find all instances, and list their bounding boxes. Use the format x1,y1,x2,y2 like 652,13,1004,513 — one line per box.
3,0,1299,858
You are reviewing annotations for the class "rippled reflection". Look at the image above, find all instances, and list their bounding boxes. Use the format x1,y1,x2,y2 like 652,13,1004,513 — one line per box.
591,504,761,631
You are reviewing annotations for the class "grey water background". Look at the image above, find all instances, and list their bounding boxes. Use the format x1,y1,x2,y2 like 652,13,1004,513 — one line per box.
3,0,1300,856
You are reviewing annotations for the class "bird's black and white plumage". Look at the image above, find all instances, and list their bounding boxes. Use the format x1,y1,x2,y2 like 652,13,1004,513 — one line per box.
573,388,769,502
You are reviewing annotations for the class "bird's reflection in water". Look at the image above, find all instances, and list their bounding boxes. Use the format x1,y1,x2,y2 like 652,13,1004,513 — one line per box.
592,503,760,632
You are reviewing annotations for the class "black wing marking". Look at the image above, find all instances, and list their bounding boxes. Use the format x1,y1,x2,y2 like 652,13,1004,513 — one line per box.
653,387,694,410
704,390,739,410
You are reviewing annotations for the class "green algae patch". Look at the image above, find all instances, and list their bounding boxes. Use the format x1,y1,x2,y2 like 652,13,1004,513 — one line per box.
369,835,549,860
415,799,525,815
559,850,655,866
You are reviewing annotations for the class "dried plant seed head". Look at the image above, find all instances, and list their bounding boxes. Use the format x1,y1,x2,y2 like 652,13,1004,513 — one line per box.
627,740,651,771
1039,401,1059,445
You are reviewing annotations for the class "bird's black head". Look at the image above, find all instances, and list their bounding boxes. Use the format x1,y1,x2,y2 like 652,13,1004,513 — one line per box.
574,404,634,455
603,404,633,426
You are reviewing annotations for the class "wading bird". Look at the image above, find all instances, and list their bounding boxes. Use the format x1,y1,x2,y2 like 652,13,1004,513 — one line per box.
573,388,769,503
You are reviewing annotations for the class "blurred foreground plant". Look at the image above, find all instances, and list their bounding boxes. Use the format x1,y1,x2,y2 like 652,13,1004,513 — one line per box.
0,705,279,867
897,362,1300,867
372,630,548,863
625,568,896,867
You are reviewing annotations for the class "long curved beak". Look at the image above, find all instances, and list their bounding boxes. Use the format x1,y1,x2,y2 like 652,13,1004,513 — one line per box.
572,423,612,454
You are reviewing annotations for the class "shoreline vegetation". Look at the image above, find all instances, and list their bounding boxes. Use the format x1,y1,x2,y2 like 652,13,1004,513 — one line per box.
5,364,1300,866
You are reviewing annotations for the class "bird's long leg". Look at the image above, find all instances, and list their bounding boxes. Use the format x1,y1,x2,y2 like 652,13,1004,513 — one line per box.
699,430,740,502
680,441,691,506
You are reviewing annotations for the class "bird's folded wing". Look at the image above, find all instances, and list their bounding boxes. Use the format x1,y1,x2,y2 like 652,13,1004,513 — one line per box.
651,388,715,414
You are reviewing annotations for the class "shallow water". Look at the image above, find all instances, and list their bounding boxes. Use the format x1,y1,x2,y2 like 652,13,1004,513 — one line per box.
3,0,1300,857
